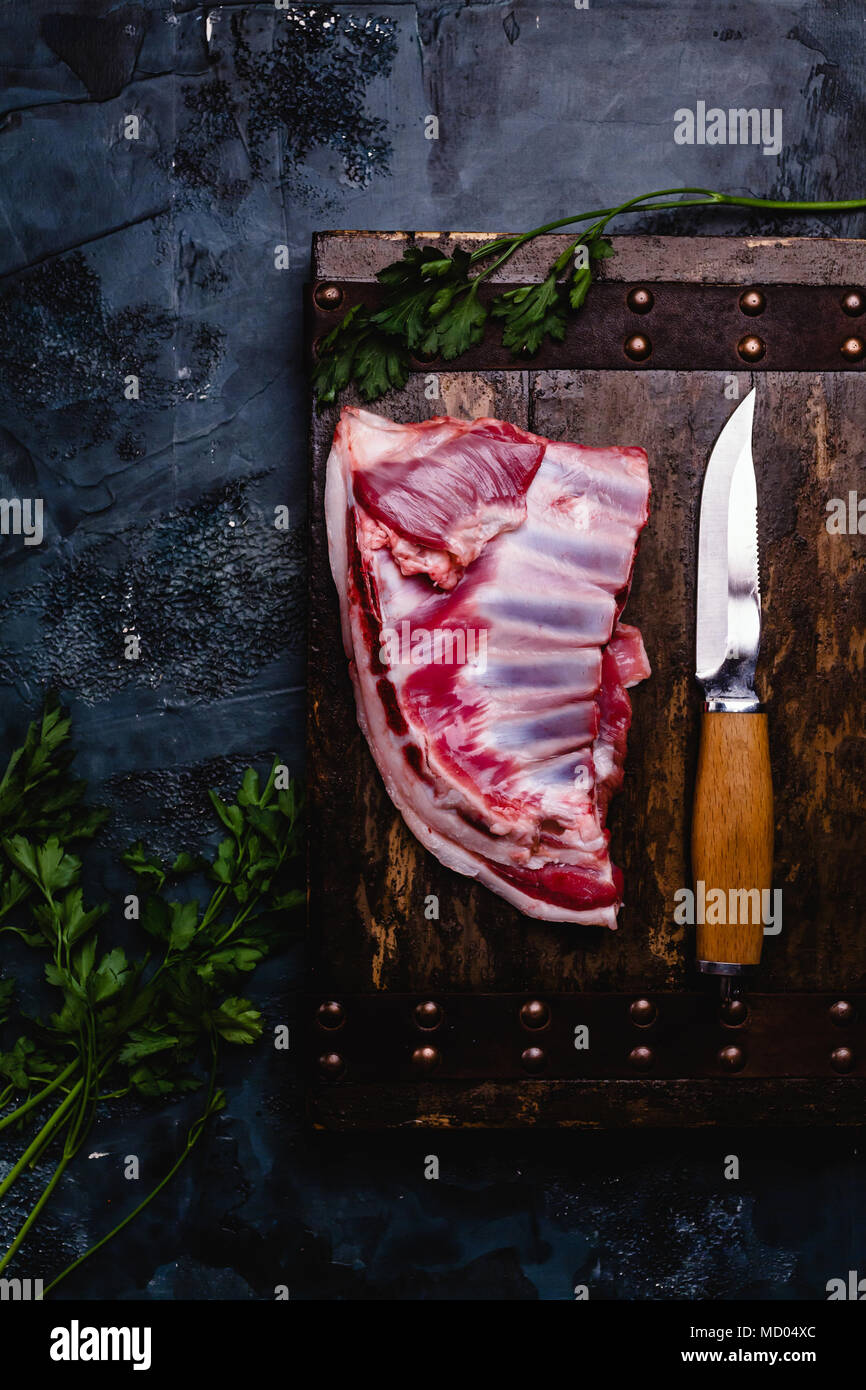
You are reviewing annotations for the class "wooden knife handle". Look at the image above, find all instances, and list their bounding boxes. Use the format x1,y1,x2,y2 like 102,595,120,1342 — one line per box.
691,710,774,969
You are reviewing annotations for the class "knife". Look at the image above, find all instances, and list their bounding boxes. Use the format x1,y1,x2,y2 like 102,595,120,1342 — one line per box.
692,387,773,985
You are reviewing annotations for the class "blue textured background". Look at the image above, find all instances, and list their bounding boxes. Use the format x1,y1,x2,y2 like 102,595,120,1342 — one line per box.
0,0,864,1300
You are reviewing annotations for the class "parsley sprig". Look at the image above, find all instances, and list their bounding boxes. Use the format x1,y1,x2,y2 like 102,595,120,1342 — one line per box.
0,699,302,1292
311,185,866,408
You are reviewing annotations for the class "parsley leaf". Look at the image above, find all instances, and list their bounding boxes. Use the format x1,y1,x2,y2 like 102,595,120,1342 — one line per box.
211,997,263,1045
0,701,304,1291
352,331,410,401
430,286,488,360
312,246,480,406
492,273,568,355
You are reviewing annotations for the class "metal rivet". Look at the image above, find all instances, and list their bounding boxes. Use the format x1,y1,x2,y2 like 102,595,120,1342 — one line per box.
318,1052,345,1079
628,1045,654,1071
830,1000,855,1026
718,1044,746,1072
626,286,654,314
317,1000,345,1030
520,999,550,1030
521,1046,547,1074
737,334,766,363
624,333,652,361
629,997,657,1027
738,288,766,316
841,290,865,317
831,1046,856,1074
720,998,749,1028
414,1000,443,1030
411,1045,441,1072
841,336,865,361
314,282,343,310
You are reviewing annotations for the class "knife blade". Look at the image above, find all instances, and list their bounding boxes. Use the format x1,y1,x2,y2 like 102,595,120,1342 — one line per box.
691,388,774,982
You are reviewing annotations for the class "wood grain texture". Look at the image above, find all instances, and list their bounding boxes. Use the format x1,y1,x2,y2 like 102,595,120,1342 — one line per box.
692,712,774,967
308,238,866,1031
313,233,866,286
310,367,866,996
308,370,538,996
310,1079,866,1130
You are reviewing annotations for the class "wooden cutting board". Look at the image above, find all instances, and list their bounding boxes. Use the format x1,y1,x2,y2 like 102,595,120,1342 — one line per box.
306,234,866,1128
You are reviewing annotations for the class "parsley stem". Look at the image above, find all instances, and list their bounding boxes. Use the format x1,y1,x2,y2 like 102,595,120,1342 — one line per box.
24,1105,76,1171
10,1084,92,1268
0,1078,82,1202
0,709,300,1283
211,894,261,949
469,188,724,263
198,883,230,932
0,1151,72,1277
41,1036,222,1298
468,187,866,271
0,1058,79,1135
471,191,725,282
713,193,866,211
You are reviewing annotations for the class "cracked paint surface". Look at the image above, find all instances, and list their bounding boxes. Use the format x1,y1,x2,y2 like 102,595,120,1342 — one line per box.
0,0,864,1301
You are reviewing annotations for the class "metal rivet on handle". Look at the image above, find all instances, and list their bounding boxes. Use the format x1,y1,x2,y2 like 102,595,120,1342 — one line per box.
720,998,749,1028
521,1046,547,1074
414,1000,443,1030
841,336,865,361
629,998,657,1027
830,1000,855,1026
318,1052,346,1079
841,290,865,317
738,288,766,316
737,334,766,363
411,1045,441,1072
831,1046,856,1074
520,1000,550,1030
317,1000,345,1030
626,287,654,314
624,333,652,361
628,1045,654,1071
718,1045,746,1072
313,282,344,310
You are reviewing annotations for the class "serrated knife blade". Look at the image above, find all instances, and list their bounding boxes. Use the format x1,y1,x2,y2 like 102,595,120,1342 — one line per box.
691,385,773,984
695,387,762,709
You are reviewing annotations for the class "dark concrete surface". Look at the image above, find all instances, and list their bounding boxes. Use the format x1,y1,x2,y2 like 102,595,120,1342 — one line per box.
0,0,864,1299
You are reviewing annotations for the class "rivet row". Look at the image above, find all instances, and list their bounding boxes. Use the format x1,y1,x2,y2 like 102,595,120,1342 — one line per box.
314,998,859,1079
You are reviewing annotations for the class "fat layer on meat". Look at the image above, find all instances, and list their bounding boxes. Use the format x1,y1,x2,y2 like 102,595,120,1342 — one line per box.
325,406,651,928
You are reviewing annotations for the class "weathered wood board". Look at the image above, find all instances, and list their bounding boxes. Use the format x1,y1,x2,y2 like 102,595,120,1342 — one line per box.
307,236,866,1127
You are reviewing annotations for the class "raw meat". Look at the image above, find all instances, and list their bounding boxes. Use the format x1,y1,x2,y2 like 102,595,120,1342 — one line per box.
325,407,651,928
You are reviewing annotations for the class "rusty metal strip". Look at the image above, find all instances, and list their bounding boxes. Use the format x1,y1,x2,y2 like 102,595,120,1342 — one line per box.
309,993,863,1084
308,281,866,375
